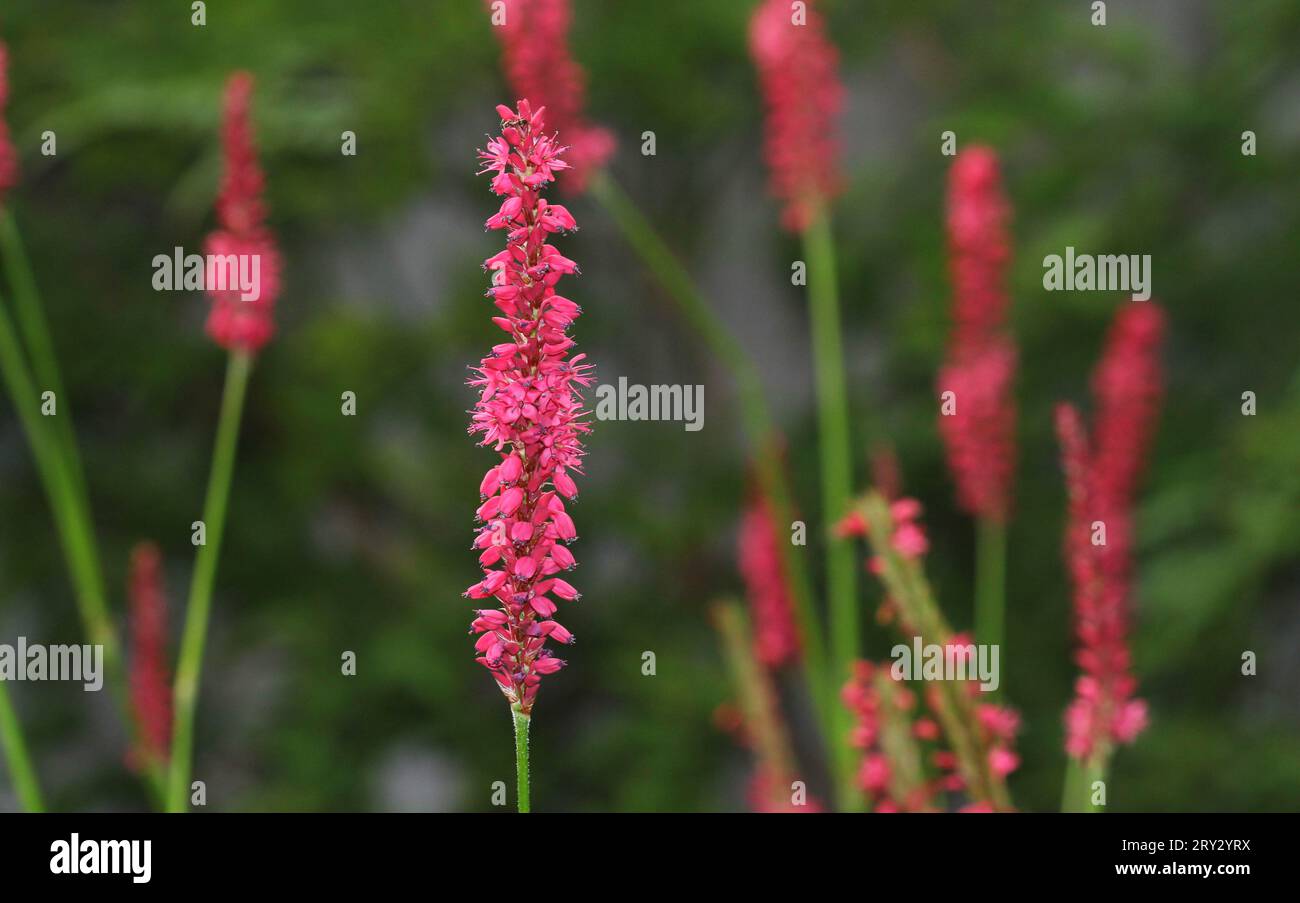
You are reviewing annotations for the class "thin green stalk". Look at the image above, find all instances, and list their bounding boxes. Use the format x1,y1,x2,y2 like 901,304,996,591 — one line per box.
0,209,89,504
0,265,165,801
588,175,835,738
712,600,798,790
512,703,530,814
0,682,45,812
1062,754,1107,813
975,517,1006,687
0,298,113,655
167,351,252,812
801,207,860,810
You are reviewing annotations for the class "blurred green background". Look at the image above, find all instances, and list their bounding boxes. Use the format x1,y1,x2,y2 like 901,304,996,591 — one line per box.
0,0,1297,811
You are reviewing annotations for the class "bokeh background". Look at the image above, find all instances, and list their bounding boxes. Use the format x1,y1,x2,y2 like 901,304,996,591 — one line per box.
1,0,1297,812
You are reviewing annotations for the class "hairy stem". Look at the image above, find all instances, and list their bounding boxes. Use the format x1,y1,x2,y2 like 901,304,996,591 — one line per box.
168,351,252,812
512,703,531,814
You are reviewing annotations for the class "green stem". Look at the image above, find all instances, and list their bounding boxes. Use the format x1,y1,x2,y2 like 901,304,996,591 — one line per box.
512,704,530,814
0,210,89,504
0,682,45,812
712,601,798,788
1062,754,1108,813
0,220,168,800
588,175,836,745
167,351,252,812
975,517,1006,686
801,207,860,810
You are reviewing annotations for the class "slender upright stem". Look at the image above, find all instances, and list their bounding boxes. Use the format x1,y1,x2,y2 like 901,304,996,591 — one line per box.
1062,754,1107,813
975,516,1006,686
801,207,860,809
0,298,114,662
588,175,835,741
0,222,166,801
0,682,44,812
167,351,252,812
512,704,531,814
0,210,89,503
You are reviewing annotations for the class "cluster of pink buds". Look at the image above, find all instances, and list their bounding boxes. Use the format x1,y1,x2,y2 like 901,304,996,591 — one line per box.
935,634,1021,787
205,72,281,355
466,100,592,715
844,653,1020,812
737,495,800,668
0,42,18,205
127,542,172,769
838,496,930,575
1056,303,1165,761
489,0,614,193
843,661,912,811
937,147,1018,523
748,0,843,232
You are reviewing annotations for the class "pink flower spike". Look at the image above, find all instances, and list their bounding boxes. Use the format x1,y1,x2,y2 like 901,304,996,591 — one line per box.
737,495,801,668
0,43,18,206
204,72,281,355
487,0,615,193
466,102,591,715
1056,303,1165,762
127,542,172,770
937,147,1018,523
749,0,844,232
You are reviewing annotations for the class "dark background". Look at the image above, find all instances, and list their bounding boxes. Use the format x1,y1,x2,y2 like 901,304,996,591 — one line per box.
0,0,1297,811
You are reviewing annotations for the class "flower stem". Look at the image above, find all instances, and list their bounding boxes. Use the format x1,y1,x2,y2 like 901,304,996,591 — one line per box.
0,217,168,801
801,207,860,810
712,600,798,802
975,516,1006,689
0,211,91,503
167,351,252,812
512,703,530,814
588,175,836,747
1062,754,1108,812
0,682,44,812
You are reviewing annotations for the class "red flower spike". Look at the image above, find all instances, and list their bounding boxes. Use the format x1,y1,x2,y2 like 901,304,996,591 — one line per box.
1056,303,1165,762
749,0,844,232
467,101,592,715
488,0,614,193
204,72,281,354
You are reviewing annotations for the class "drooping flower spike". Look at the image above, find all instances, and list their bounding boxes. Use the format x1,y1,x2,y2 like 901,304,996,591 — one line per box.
488,0,614,193
937,147,1017,524
748,0,844,232
204,71,281,354
1057,302,1165,762
0,42,18,205
128,542,172,770
466,100,592,715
